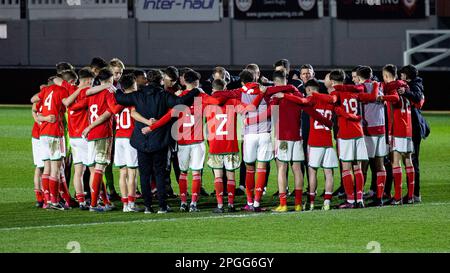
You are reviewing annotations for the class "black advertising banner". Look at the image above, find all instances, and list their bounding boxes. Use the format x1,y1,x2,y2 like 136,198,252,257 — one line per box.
234,0,320,19
337,0,426,19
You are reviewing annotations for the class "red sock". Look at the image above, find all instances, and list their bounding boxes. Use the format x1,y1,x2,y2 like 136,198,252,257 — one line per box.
76,193,85,203
191,173,201,203
214,177,224,206
324,192,333,201
342,170,355,203
49,176,59,204
227,179,236,205
295,189,303,206
121,197,128,206
279,192,287,206
354,169,364,202
376,170,387,199
34,189,44,203
100,181,110,205
393,167,403,201
309,192,316,204
254,168,266,204
245,169,255,204
42,174,50,204
179,173,188,203
128,195,136,203
59,173,71,204
406,166,415,199
90,169,103,207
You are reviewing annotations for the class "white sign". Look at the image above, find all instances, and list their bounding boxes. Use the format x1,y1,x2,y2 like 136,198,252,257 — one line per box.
135,0,220,22
0,24,6,39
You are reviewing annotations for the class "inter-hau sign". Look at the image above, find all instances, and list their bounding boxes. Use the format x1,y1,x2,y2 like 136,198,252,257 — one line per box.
234,0,320,19
135,0,220,21
337,0,427,19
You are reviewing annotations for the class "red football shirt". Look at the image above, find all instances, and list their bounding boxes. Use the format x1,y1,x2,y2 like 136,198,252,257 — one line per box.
71,89,121,141
115,106,135,139
308,98,334,147
38,85,69,137
392,96,413,138
66,86,89,138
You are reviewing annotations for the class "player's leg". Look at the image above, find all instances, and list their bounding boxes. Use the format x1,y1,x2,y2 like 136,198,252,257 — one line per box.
33,167,44,207
212,168,225,212
42,160,51,208
243,134,258,210
323,168,334,210
254,133,273,210
292,162,303,211
226,169,237,212
189,143,205,212
353,162,365,207
73,164,86,209
391,151,403,205
58,163,72,208
49,159,62,208
338,139,356,209
273,159,288,212
177,145,190,210
119,167,128,212
404,152,415,203
308,167,317,210
126,167,138,210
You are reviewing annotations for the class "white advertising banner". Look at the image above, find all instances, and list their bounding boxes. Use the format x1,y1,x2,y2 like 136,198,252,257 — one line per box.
135,0,221,22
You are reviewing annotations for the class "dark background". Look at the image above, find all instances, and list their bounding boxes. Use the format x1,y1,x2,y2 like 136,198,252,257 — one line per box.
0,67,448,110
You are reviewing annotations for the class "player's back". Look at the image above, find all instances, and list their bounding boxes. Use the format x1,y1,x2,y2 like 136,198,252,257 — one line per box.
242,92,270,135
205,101,239,154
39,84,68,137
67,87,89,138
393,96,413,138
362,81,385,136
115,106,135,138
86,89,114,141
308,99,334,147
334,90,364,139
275,94,303,141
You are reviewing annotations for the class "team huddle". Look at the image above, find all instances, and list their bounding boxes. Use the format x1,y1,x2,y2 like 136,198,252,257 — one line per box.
29,57,425,214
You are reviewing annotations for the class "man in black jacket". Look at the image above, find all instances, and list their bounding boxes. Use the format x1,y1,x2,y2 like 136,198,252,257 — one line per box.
115,69,200,213
399,65,429,202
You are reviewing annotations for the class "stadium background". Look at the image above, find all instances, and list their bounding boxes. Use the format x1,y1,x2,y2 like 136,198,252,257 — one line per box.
0,0,449,109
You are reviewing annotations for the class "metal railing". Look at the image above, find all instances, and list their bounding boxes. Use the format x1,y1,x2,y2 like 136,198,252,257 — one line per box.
403,30,450,69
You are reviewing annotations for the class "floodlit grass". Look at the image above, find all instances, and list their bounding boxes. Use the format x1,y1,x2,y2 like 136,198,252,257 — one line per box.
0,107,449,253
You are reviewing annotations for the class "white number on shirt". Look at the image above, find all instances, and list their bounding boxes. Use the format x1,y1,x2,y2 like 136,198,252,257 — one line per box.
343,98,358,115
44,91,54,111
90,104,99,124
314,109,332,130
215,114,228,136
400,97,411,114
116,108,131,130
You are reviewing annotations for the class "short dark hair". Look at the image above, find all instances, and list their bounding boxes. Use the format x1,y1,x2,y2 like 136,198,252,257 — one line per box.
352,65,363,73
245,63,260,71
329,69,346,82
97,67,114,82
274,59,290,70
383,64,397,78
183,70,201,84
300,64,314,71
272,70,287,82
119,73,136,90
147,69,163,84
90,57,108,69
356,66,373,80
180,67,194,77
78,67,96,80
212,79,226,91
239,69,255,84
399,65,418,80
56,62,74,74
164,66,179,81
60,70,78,82
305,79,320,90
133,69,146,78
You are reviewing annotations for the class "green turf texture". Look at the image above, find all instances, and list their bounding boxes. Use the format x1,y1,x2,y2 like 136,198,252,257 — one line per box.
0,106,449,253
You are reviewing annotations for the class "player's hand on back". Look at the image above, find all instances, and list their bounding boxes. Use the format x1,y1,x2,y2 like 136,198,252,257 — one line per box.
82,126,91,139
141,126,152,135
272,92,284,99
46,115,56,123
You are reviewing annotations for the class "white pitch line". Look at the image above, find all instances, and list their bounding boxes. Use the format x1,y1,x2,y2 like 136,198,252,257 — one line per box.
0,212,296,232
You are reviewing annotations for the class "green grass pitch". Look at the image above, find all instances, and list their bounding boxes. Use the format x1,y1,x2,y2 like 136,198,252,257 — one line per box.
0,106,449,253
